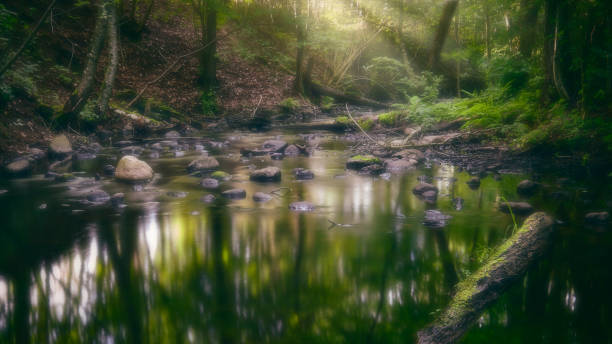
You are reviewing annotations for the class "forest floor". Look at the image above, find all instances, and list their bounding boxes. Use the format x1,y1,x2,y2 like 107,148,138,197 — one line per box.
0,9,298,164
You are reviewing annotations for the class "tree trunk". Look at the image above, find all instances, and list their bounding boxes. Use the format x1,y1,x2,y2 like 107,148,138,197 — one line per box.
518,0,540,58
484,0,491,59
542,0,557,104
96,0,120,116
200,2,217,91
429,0,459,68
63,0,107,115
294,0,307,94
417,213,554,344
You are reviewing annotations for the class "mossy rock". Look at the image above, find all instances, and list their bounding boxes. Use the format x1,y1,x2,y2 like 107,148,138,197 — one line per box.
346,155,381,170
211,171,231,181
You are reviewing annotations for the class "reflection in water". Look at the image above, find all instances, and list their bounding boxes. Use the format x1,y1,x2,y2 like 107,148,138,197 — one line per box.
0,132,611,343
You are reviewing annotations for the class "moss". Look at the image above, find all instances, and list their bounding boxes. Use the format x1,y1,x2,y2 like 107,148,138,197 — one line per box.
335,116,350,125
378,111,403,127
349,155,380,164
357,118,374,131
211,171,231,181
279,97,299,112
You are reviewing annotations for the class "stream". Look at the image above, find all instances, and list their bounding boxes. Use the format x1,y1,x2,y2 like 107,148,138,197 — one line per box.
0,129,611,343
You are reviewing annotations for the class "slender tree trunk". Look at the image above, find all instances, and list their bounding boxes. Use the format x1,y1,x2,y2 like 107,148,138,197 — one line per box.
542,0,557,104
0,0,57,79
484,0,491,59
294,0,307,94
96,0,120,116
518,0,540,58
429,0,459,68
455,12,461,97
63,0,107,115
200,3,217,91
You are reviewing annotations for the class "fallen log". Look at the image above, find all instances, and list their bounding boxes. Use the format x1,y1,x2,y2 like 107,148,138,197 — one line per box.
417,212,554,344
308,81,390,109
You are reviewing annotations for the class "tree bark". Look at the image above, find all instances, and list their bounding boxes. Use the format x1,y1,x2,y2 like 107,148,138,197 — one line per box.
518,0,540,58
429,0,459,68
63,0,107,115
96,0,120,116
308,80,389,108
417,213,554,344
200,1,218,91
294,0,307,94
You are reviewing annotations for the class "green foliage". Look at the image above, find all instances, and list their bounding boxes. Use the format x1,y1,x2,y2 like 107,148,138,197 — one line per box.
279,97,299,112
0,63,38,102
335,115,350,126
200,90,218,116
357,117,374,131
320,96,335,111
377,111,403,127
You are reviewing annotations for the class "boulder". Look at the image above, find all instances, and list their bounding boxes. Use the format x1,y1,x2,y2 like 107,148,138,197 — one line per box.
200,178,219,189
585,212,609,224
293,168,314,180
517,180,539,195
250,166,281,182
413,183,438,195
346,155,381,170
423,210,452,228
253,192,273,202
222,188,246,199
498,201,534,215
289,201,315,212
115,155,154,183
187,156,219,173
359,164,385,176
5,159,31,176
421,190,437,203
49,134,72,157
103,164,116,176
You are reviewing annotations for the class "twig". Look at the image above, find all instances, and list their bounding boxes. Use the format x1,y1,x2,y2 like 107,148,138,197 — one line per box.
251,95,263,118
345,104,383,147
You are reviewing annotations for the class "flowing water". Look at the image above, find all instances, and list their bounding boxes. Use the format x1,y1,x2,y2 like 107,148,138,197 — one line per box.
0,130,611,343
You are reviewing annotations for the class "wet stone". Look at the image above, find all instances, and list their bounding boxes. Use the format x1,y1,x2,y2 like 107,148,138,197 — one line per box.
585,212,609,224
120,146,144,156
115,156,154,183
165,130,181,138
86,190,111,203
293,168,314,180
284,145,300,156
201,194,216,203
289,201,315,212
253,192,273,202
413,183,438,195
423,210,452,229
250,166,281,182
421,190,438,203
222,188,247,199
270,153,284,160
5,159,31,176
111,193,125,207
0,189,7,195
103,164,115,176
187,156,219,173
200,178,220,189
517,180,539,196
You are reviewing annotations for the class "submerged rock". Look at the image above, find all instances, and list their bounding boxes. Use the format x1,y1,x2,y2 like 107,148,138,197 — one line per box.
498,201,534,215
423,210,452,228
413,183,438,195
115,155,154,183
384,158,418,172
210,171,231,181
250,166,281,182
346,155,381,170
49,134,72,158
359,164,385,176
201,194,216,203
167,191,188,198
293,168,314,180
284,144,300,156
253,192,273,202
421,190,438,203
585,211,609,224
222,188,246,199
200,178,220,189
187,156,219,173
466,176,481,188
86,190,111,203
262,139,288,153
517,180,539,196
289,201,315,212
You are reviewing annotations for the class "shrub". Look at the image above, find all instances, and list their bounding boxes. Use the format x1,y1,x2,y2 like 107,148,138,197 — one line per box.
279,97,299,112
201,90,218,116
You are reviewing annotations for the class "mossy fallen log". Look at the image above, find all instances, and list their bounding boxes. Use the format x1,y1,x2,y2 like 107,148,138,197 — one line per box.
417,212,554,344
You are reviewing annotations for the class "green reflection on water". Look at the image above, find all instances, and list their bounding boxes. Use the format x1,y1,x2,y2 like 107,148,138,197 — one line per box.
0,132,611,343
